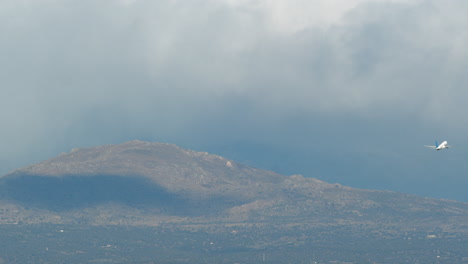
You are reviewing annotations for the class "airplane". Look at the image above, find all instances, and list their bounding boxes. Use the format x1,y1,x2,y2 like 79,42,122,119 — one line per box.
424,140,451,151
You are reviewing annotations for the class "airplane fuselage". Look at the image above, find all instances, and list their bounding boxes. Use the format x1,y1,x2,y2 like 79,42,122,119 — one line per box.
436,141,449,150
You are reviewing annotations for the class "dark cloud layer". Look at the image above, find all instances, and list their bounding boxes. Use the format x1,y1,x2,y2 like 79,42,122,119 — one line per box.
1,0,468,201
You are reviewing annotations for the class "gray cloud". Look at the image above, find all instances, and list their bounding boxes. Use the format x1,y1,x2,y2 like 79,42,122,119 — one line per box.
1,0,468,201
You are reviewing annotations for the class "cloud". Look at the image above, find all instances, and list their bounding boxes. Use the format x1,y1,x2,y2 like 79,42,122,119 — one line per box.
220,0,422,32
1,0,468,200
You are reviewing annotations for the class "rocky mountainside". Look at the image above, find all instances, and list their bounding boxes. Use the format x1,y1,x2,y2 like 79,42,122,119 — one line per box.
0,140,467,230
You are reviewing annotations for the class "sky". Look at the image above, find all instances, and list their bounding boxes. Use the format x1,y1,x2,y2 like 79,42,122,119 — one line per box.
1,0,468,202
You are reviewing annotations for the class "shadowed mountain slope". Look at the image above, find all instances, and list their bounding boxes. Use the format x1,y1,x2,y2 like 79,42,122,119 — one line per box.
0,140,467,227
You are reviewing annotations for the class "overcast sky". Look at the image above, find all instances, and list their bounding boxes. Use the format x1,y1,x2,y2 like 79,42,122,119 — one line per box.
1,0,468,202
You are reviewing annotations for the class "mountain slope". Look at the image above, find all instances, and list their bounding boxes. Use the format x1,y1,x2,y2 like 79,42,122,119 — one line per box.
0,140,467,228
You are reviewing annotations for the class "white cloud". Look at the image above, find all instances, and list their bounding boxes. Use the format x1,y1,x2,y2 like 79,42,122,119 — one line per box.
220,0,422,32
0,0,466,120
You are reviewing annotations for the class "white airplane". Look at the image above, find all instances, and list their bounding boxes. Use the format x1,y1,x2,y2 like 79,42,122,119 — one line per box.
425,140,451,151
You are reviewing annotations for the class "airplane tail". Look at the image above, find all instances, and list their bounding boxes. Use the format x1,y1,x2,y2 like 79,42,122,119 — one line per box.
435,140,438,147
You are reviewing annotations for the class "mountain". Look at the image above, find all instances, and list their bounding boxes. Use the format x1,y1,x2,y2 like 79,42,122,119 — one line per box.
0,140,467,230
1,140,468,263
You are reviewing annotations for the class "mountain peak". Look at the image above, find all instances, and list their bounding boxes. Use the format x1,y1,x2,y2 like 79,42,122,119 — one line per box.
11,140,236,178
2,141,290,211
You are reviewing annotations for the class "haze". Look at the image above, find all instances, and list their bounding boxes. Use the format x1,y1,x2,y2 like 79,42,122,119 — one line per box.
1,0,468,201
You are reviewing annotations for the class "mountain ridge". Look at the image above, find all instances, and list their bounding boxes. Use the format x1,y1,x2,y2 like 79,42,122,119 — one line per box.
0,140,466,230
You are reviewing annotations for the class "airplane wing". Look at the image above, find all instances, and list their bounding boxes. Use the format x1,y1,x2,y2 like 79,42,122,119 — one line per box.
424,145,437,149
